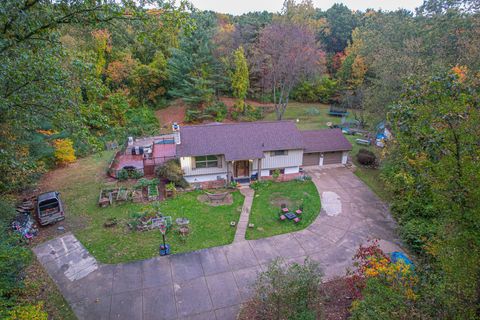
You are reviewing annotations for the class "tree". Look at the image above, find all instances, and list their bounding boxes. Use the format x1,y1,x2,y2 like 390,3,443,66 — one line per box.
168,11,219,107
231,46,249,112
256,23,324,120
317,3,358,53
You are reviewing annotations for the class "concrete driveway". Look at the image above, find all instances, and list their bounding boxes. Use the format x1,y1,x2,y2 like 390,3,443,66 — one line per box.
34,167,401,320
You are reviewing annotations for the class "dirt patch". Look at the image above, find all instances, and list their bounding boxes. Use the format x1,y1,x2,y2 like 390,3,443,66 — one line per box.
155,99,187,132
197,193,233,206
269,193,301,209
321,277,353,320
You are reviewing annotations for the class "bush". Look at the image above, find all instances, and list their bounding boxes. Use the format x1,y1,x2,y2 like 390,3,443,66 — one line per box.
155,159,188,188
239,258,323,319
53,139,76,165
292,77,339,103
184,109,202,122
6,303,48,320
357,149,376,166
0,199,32,317
400,218,438,254
117,169,129,181
128,170,144,179
204,102,227,121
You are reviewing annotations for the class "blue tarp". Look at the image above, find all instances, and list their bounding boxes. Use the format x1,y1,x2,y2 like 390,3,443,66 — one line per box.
390,251,414,269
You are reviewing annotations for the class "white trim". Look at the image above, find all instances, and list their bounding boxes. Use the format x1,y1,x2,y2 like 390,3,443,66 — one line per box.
341,151,348,165
319,154,324,166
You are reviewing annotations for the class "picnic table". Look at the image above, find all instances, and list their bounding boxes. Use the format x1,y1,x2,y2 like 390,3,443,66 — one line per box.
284,212,297,220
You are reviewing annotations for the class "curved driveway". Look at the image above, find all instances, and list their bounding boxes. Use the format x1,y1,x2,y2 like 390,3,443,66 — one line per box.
34,167,401,320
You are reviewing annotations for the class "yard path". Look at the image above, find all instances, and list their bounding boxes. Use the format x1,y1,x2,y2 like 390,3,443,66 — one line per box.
234,188,255,242
33,167,402,320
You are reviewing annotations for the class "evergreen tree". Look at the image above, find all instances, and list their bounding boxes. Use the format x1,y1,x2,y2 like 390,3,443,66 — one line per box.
168,11,219,107
231,46,249,112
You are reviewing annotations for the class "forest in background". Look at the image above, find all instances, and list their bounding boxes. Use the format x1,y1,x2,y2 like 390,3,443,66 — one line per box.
1,0,479,319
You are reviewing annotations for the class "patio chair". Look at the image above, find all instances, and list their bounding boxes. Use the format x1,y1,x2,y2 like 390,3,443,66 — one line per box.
280,215,287,221
282,207,289,213
293,217,301,223
295,209,302,215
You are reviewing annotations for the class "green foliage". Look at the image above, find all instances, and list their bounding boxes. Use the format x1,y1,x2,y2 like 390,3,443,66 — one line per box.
155,159,188,188
356,148,376,166
117,169,129,181
350,278,415,320
168,11,221,107
0,199,32,317
381,72,480,318
243,258,323,319
203,102,228,121
292,77,339,103
6,303,48,320
231,46,250,112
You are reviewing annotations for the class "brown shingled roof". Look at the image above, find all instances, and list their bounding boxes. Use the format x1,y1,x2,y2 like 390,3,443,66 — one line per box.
301,129,352,153
176,121,304,161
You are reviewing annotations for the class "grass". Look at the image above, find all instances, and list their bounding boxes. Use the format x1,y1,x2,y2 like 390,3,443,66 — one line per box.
246,180,321,240
39,151,244,264
264,102,356,130
20,257,76,320
264,101,390,202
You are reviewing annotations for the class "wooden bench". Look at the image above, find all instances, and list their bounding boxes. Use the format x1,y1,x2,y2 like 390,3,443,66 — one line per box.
205,192,229,202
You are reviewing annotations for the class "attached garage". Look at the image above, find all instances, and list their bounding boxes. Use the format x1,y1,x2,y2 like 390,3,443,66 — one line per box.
300,129,353,167
323,152,343,165
303,152,320,166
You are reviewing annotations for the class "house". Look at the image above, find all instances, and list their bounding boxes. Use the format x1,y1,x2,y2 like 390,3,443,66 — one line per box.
175,121,352,186
109,121,352,185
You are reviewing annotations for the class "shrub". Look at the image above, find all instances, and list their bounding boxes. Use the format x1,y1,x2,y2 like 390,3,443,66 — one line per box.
184,109,202,122
155,159,188,188
117,169,129,181
292,77,339,103
128,170,144,179
239,258,323,319
204,102,227,121
6,303,48,320
400,218,438,254
357,148,376,166
53,139,76,165
0,200,32,316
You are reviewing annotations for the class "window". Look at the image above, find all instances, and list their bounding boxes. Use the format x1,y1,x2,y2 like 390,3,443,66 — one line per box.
269,168,285,175
195,155,219,168
271,150,288,156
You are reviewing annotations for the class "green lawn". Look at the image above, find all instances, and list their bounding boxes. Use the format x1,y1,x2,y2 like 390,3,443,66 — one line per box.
264,101,390,202
264,102,355,130
246,180,321,240
41,151,243,264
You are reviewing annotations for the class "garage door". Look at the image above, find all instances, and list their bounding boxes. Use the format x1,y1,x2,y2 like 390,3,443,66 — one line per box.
303,153,320,166
323,152,343,165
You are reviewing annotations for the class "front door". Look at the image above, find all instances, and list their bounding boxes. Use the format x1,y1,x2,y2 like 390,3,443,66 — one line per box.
234,160,249,178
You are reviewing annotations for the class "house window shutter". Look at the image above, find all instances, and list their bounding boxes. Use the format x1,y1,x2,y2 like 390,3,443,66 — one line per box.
218,156,222,168
191,157,196,169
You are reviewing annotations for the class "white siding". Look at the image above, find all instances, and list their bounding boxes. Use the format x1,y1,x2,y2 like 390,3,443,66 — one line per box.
261,149,303,169
260,166,299,176
184,173,227,183
284,167,300,174
180,156,227,177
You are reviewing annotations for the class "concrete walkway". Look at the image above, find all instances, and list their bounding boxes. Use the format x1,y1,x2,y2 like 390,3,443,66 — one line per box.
34,167,402,320
233,188,255,242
